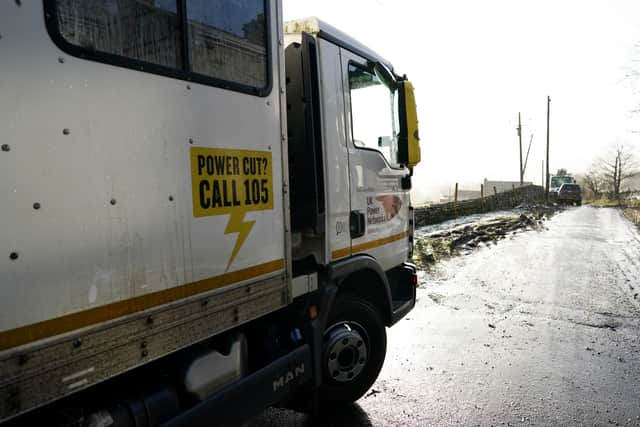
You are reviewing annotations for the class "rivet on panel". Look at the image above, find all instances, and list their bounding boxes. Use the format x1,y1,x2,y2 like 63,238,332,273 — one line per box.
141,349,148,358
9,252,18,261
146,316,154,325
1,144,10,152
15,0,21,6
140,341,147,349
186,84,191,90
110,198,117,206
72,338,82,349
201,299,209,308
33,202,41,210
188,138,194,144
62,128,70,135
168,195,174,201
58,57,65,64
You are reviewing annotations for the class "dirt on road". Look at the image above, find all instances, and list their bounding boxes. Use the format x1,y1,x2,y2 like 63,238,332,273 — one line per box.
414,205,560,267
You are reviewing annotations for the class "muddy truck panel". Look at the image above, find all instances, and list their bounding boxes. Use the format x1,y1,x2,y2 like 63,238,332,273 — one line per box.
1,0,290,419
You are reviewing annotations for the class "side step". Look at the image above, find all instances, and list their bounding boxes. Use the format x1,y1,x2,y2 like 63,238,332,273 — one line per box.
162,345,312,427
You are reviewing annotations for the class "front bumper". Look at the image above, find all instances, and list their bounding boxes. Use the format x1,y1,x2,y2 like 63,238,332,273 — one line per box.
558,193,581,202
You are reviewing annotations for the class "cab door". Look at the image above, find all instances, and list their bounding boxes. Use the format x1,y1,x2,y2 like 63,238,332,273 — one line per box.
340,49,411,271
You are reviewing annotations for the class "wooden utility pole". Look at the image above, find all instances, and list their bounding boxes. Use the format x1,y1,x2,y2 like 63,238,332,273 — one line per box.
518,112,523,186
541,160,544,188
545,96,551,200
523,134,533,177
454,183,459,203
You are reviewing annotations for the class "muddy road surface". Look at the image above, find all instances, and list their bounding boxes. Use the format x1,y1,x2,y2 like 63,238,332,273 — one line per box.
251,206,640,426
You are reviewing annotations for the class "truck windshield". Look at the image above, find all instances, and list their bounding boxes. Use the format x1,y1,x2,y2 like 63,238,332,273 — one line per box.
348,63,400,166
551,176,574,189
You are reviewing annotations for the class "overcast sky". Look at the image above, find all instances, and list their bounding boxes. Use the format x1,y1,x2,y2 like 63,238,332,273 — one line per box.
283,0,640,202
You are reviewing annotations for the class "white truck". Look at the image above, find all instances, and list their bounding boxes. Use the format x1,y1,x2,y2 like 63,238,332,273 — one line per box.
549,170,577,200
0,1,421,425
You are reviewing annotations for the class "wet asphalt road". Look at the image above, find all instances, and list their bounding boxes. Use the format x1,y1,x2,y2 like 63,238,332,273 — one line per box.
251,206,640,426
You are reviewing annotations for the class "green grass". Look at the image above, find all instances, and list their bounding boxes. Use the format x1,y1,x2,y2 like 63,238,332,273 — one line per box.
586,197,640,208
412,237,453,267
586,198,622,207
623,207,640,228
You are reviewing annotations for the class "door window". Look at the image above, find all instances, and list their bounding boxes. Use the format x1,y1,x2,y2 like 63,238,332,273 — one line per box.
348,63,400,166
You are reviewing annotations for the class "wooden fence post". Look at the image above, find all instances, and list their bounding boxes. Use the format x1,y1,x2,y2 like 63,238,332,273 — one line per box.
454,183,459,216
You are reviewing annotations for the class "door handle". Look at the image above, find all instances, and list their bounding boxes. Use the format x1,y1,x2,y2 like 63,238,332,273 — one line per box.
350,211,365,239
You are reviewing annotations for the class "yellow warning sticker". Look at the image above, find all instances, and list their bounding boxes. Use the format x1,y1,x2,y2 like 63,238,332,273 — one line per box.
191,147,274,271
191,147,273,218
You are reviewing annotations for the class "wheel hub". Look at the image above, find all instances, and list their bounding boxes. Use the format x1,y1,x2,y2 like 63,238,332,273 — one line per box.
324,322,368,383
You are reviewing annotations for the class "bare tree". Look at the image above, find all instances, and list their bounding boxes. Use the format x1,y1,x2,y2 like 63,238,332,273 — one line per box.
581,166,604,199
598,144,638,199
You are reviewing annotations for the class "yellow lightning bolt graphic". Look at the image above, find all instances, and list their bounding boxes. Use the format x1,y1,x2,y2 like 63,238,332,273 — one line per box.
224,211,256,272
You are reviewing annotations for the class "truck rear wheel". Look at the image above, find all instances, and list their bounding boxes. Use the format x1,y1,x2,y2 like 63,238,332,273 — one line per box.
319,294,386,405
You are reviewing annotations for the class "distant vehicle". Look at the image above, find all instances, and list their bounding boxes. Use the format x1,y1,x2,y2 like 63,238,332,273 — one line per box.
549,174,577,198
557,183,582,205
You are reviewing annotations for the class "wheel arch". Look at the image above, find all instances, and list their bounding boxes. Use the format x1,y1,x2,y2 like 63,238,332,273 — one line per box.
326,255,393,326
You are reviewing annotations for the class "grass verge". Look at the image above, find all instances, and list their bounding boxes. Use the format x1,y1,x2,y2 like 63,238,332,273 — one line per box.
623,207,640,228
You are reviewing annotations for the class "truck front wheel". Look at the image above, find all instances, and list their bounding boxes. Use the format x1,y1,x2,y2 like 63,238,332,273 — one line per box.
319,294,387,405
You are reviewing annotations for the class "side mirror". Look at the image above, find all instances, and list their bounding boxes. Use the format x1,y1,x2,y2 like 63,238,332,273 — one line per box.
397,80,421,171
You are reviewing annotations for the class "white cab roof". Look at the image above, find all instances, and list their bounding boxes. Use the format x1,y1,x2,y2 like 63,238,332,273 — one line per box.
284,17,395,74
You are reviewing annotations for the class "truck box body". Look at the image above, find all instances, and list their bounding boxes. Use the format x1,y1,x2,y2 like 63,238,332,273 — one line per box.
1,2,420,424
1,0,290,420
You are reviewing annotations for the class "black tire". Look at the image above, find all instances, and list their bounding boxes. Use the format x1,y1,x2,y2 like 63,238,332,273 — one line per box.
318,294,387,406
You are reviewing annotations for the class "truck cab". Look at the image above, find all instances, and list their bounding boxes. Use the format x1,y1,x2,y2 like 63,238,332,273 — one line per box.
284,18,419,319
549,173,576,198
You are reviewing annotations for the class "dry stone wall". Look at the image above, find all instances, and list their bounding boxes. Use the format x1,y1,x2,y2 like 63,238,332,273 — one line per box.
414,185,545,227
